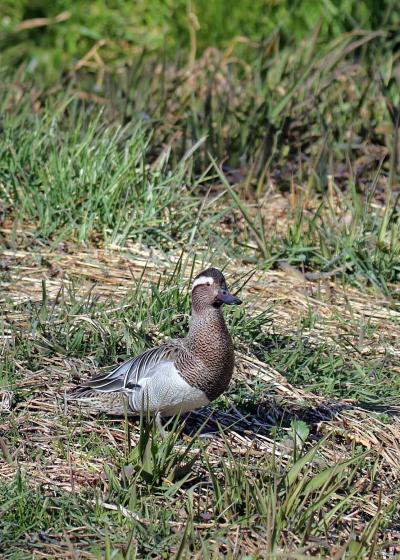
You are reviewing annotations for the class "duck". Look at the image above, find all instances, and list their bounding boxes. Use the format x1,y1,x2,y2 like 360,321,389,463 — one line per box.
70,268,242,421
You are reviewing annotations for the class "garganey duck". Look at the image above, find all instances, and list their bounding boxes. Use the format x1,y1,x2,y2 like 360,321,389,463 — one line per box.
70,268,242,419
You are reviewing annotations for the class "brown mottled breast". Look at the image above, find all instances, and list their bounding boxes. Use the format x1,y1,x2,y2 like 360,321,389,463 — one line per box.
181,308,235,401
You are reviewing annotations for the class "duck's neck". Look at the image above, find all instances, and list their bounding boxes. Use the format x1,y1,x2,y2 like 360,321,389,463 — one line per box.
186,306,235,398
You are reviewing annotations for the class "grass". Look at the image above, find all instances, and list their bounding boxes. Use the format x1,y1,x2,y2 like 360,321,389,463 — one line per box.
1,84,400,291
0,105,199,246
1,252,400,557
1,0,400,558
1,440,391,558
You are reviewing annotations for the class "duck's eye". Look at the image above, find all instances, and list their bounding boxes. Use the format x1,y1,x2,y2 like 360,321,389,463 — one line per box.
206,282,211,286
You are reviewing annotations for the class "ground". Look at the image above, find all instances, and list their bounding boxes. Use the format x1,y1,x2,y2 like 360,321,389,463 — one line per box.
1,238,400,558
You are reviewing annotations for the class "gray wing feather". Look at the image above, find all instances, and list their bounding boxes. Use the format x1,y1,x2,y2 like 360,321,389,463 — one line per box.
80,344,179,393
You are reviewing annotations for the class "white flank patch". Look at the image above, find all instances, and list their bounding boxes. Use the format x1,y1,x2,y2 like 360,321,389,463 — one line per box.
130,361,210,416
192,276,214,289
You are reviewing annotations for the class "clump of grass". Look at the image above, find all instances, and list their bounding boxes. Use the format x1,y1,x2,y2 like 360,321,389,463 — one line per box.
0,470,95,551
0,99,204,247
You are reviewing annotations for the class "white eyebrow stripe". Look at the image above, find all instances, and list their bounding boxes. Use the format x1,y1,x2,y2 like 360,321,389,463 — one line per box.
192,276,214,289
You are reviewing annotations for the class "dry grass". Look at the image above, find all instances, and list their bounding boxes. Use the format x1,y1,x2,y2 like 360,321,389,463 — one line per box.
1,232,400,557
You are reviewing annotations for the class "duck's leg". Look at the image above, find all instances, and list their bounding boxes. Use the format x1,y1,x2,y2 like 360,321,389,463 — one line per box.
155,412,168,439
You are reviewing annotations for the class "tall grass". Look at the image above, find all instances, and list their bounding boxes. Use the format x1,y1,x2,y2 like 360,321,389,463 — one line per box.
0,97,208,246
2,20,400,290
2,0,398,82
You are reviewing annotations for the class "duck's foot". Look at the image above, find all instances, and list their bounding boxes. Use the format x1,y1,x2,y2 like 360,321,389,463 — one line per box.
155,412,168,439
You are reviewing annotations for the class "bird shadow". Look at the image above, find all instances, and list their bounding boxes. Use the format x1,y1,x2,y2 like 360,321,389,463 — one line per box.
180,395,400,441
179,398,350,441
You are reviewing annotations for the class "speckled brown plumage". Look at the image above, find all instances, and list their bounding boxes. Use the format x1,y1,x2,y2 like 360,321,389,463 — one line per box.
182,306,235,400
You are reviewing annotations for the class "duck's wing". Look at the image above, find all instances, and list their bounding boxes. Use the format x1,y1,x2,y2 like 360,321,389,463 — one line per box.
78,343,181,394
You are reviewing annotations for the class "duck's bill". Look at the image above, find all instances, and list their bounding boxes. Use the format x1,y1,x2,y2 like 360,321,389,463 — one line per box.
217,289,242,305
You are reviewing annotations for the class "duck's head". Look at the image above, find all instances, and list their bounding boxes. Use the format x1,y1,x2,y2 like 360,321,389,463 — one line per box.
191,268,242,311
